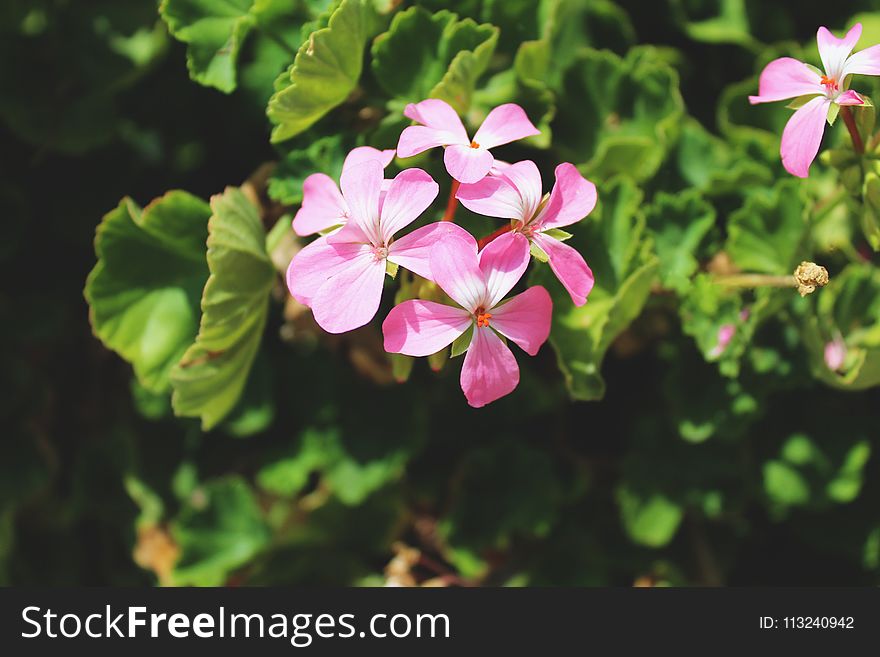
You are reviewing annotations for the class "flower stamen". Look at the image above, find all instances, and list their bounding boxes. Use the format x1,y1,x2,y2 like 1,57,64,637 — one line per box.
470,140,481,149
821,75,839,91
475,307,492,328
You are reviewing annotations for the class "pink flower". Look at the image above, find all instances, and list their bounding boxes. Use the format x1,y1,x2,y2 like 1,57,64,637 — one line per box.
824,336,847,371
292,146,395,236
709,323,736,358
396,99,539,183
456,160,597,306
749,23,880,177
287,160,471,334
383,232,551,407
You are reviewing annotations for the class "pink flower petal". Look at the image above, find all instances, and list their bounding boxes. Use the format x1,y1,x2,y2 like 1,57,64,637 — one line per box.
498,160,544,220
382,300,472,356
310,253,386,334
748,57,824,104
824,338,847,371
397,126,469,158
340,160,383,245
472,103,540,149
780,96,830,178
429,235,485,312
343,146,396,171
479,231,531,308
379,168,439,242
836,90,865,106
456,174,523,220
818,23,861,80
460,326,520,408
531,232,595,306
537,163,598,230
843,44,880,77
325,220,371,245
397,99,469,158
403,99,469,141
388,222,477,280
286,236,370,306
489,286,552,356
489,160,511,176
292,174,348,236
444,144,495,183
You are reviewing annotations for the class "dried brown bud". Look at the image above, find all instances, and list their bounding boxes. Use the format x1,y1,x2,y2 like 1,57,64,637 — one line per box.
793,261,829,296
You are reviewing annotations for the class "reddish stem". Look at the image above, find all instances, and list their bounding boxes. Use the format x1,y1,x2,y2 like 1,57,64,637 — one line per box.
477,224,513,249
442,180,461,222
841,106,864,154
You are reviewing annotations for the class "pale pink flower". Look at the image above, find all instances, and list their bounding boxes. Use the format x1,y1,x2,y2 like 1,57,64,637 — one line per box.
396,99,539,183
709,324,736,358
824,335,847,371
456,160,597,306
749,23,880,177
383,232,551,408
287,160,471,334
292,146,395,236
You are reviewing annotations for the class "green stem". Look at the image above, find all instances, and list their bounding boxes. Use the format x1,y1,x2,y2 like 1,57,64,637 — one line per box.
713,274,797,289
813,187,849,222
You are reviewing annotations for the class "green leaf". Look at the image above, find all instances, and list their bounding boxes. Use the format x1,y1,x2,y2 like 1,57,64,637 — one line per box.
826,101,840,126
130,377,172,420
555,47,684,181
675,118,772,195
542,228,572,241
171,477,270,586
763,428,872,513
125,475,165,529
170,187,275,430
802,263,880,390
513,0,636,91
670,0,758,48
371,7,497,114
786,95,816,110
268,134,348,205
159,0,258,93
616,487,683,548
644,190,715,293
450,324,473,358
529,239,550,262
219,350,276,437
237,2,321,106
85,192,211,393
718,55,807,164
680,275,782,377
268,0,378,143
530,178,659,399
726,179,809,274
861,171,880,250
389,353,414,382
257,423,416,505
764,460,810,507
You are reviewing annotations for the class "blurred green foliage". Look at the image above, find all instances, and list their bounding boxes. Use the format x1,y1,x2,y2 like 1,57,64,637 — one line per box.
1,0,879,587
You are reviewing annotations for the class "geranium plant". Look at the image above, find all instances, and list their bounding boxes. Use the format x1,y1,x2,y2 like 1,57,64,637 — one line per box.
4,0,878,588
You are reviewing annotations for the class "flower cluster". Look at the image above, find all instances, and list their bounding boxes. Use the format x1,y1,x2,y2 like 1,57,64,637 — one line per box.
286,99,597,407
